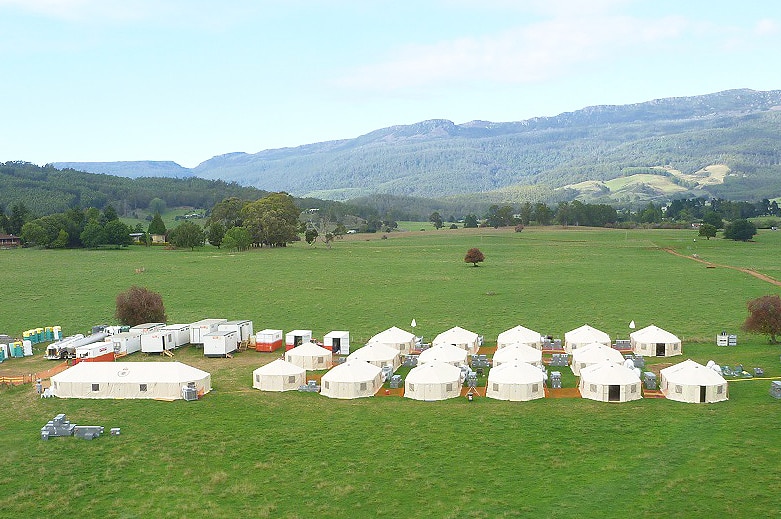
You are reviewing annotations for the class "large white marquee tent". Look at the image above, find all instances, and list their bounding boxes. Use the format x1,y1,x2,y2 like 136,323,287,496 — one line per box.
252,359,306,392
496,325,543,350
630,325,683,357
564,324,611,353
50,361,211,400
320,360,383,399
367,326,417,355
570,343,625,376
486,362,546,402
578,362,642,403
347,343,401,372
491,343,543,368
660,359,729,403
285,342,333,370
417,343,468,367
404,362,463,401
432,326,480,354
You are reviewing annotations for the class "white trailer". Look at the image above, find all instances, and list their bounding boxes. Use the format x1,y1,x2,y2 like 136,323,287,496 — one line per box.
190,318,228,344
74,341,115,363
203,330,239,357
285,330,312,350
129,322,165,334
323,330,350,355
162,323,191,348
218,320,254,343
107,331,142,355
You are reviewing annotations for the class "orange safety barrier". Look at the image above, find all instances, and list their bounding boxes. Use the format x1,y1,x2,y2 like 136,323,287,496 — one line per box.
0,361,70,386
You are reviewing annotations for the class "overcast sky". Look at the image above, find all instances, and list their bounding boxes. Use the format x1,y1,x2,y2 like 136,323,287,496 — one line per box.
2,0,780,167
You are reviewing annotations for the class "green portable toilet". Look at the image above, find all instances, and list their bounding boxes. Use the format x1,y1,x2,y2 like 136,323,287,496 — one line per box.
44,327,53,341
0,345,6,362
23,330,32,343
11,341,24,358
35,328,44,343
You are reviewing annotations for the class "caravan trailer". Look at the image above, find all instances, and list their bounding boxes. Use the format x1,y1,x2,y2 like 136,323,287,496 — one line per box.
190,319,228,345
203,330,239,357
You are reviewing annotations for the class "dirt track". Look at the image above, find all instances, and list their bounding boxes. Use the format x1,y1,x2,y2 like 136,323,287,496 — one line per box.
660,248,781,287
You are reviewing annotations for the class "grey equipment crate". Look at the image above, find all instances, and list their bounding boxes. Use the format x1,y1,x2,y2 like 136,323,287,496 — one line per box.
550,371,562,389
642,371,656,390
389,375,402,389
771,381,781,399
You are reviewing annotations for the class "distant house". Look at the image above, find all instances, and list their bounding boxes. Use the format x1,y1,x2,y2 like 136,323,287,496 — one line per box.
0,234,21,248
151,234,166,244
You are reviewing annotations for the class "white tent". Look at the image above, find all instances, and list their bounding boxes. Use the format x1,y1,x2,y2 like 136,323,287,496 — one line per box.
432,326,480,354
578,362,642,403
252,359,306,392
486,362,546,402
660,359,728,403
404,362,463,401
285,342,333,370
418,343,468,367
570,342,625,376
320,360,383,399
630,324,682,357
50,361,211,400
347,343,401,372
492,343,543,367
564,324,611,353
496,325,543,350
367,326,417,354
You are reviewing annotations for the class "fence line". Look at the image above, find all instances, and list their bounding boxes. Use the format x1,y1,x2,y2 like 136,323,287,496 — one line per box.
0,361,70,386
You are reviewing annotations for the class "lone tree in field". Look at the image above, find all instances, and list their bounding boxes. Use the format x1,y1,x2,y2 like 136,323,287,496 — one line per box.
115,286,167,327
698,223,717,240
742,294,781,344
464,247,485,267
723,219,757,241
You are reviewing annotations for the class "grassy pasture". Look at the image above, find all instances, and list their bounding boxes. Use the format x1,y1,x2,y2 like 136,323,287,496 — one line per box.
1,227,781,518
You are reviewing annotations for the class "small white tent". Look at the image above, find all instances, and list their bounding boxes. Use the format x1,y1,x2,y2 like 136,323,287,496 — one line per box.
418,343,468,367
347,343,401,372
50,361,211,400
404,362,463,401
570,343,625,376
564,324,611,353
578,362,642,403
630,324,682,357
367,326,417,354
486,362,546,402
252,359,306,392
320,360,383,399
496,325,543,350
492,343,543,367
660,359,728,403
285,342,333,370
432,326,480,354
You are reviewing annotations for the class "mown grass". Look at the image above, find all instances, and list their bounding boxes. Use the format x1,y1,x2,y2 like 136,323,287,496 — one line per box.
1,226,781,518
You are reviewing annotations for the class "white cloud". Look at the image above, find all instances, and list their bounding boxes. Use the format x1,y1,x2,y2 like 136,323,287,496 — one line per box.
754,18,779,36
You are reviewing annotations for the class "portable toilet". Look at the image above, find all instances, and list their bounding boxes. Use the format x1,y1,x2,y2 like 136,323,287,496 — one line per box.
161,324,191,348
190,319,228,345
218,320,254,343
11,341,24,358
23,330,32,344
323,331,350,355
286,330,312,351
35,328,44,343
203,330,239,357
23,340,33,356
53,326,62,340
0,344,7,361
255,329,283,352
44,327,54,341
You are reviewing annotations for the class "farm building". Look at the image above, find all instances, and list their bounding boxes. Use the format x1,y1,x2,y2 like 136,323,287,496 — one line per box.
50,361,211,400
432,326,480,354
252,359,306,392
285,342,332,370
320,360,383,399
564,324,611,353
366,326,416,354
570,343,625,376
255,329,283,352
203,330,239,357
630,325,682,357
418,343,468,367
660,359,728,404
491,343,543,368
496,325,543,350
285,330,312,350
486,362,546,402
578,362,642,403
404,362,464,401
323,330,350,355
107,331,142,355
189,318,227,344
347,343,400,371
218,320,254,343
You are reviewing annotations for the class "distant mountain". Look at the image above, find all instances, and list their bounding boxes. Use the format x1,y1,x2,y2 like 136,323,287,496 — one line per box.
52,161,192,179
55,89,781,205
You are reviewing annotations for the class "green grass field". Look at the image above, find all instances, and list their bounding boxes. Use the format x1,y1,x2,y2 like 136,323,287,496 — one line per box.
1,227,780,518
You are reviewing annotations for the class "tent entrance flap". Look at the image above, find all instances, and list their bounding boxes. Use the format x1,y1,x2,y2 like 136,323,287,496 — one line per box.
608,385,620,402
656,343,665,356
700,386,707,403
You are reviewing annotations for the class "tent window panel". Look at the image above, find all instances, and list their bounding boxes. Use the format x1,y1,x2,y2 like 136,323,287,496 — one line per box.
717,385,723,394
317,357,324,364
91,384,99,391
446,383,453,392
630,385,636,393
409,383,415,391
675,385,683,394
324,381,329,389
493,383,499,392
256,375,260,383
590,384,597,393
287,376,296,383
360,382,367,391
139,384,147,392
532,384,539,392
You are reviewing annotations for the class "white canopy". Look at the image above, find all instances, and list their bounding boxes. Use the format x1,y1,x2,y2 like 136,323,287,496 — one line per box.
253,359,306,392
285,342,333,370
347,343,401,371
50,361,211,400
578,362,642,403
432,326,480,354
660,359,728,403
492,343,543,367
564,324,611,353
367,326,416,354
630,324,682,357
320,360,383,399
496,325,542,349
486,362,546,402
570,342,625,376
404,362,463,401
418,343,469,366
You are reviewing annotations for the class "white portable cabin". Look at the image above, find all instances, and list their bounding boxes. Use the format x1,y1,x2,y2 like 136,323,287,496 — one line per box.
347,343,401,372
162,324,191,348
285,330,312,350
486,362,546,402
564,324,611,354
107,332,142,355
404,362,463,401
218,320,254,343
285,342,332,370
51,361,211,400
129,322,165,334
141,329,178,354
418,343,469,367
74,342,115,363
189,318,228,345
660,359,728,403
496,325,543,350
255,329,284,352
203,330,239,357
366,326,416,355
320,360,383,399
252,359,306,392
630,324,682,357
432,326,480,355
491,343,543,368
323,330,350,355
578,362,642,403
570,343,625,376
